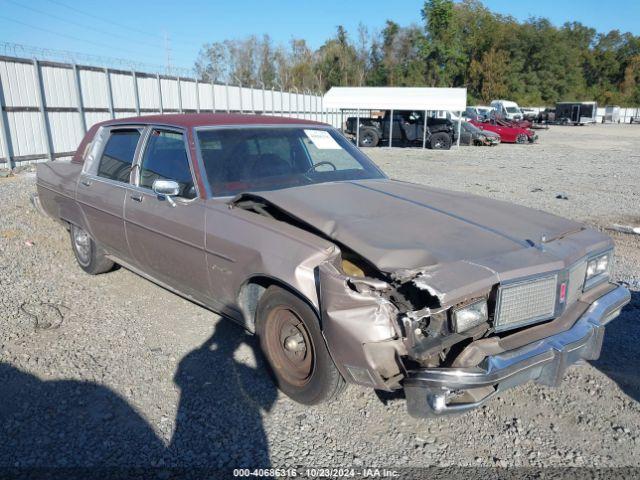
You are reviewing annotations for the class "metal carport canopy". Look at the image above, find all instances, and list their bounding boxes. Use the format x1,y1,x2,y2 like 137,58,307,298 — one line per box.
323,87,466,148
323,86,467,111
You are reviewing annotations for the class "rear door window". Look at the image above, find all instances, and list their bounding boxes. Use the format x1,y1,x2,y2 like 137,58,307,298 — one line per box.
139,129,196,199
97,129,141,183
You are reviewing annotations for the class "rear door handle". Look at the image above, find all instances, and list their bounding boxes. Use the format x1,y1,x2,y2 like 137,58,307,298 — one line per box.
130,193,143,202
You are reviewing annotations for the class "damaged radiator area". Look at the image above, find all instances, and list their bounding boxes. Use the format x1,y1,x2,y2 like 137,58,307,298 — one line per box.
231,194,496,389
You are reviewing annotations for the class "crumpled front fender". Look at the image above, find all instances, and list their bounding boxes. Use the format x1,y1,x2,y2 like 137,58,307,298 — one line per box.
317,262,406,390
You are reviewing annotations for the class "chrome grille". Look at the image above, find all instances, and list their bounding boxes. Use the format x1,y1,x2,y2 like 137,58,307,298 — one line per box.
567,260,587,305
495,275,558,331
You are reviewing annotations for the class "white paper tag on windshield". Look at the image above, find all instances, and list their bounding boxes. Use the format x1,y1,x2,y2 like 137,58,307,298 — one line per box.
304,129,342,149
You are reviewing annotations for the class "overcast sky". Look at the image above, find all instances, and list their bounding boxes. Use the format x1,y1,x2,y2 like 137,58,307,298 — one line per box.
1,0,638,71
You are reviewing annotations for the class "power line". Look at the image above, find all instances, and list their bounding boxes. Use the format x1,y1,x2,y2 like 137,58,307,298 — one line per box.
5,0,197,56
0,41,195,76
0,15,194,75
5,0,159,51
0,14,136,53
43,0,203,49
44,0,164,41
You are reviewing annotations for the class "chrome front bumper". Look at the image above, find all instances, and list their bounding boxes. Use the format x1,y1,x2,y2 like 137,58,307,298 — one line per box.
404,285,630,418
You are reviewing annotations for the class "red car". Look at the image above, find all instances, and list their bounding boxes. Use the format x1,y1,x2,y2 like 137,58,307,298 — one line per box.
470,119,537,144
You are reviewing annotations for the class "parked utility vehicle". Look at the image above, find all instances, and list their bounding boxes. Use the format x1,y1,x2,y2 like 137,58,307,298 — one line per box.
490,100,524,121
345,110,454,149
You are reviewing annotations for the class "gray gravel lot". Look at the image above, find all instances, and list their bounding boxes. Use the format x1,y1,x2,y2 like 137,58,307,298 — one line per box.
0,124,638,473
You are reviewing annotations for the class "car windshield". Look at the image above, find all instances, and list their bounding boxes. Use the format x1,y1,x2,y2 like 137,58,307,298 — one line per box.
197,127,386,197
506,107,520,113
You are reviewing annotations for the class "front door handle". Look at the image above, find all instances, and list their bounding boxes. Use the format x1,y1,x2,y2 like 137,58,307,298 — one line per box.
130,193,143,202
80,179,93,187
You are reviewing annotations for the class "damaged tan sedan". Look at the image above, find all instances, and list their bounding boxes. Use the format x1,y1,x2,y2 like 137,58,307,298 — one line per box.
35,114,630,417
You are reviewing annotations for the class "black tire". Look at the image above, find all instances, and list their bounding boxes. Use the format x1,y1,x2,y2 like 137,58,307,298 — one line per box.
69,224,114,275
429,132,452,150
358,128,379,147
256,286,346,405
515,133,528,144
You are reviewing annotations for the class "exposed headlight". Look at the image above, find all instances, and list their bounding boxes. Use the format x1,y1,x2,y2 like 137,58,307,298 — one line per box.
584,251,613,290
341,258,364,277
451,299,488,333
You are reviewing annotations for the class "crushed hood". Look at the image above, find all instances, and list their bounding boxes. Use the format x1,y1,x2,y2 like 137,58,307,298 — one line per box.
241,179,584,272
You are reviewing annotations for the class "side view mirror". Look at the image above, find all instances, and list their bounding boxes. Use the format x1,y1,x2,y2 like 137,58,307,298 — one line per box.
152,179,180,207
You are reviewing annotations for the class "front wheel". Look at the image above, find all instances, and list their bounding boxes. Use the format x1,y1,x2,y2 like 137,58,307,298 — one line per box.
70,224,114,275
256,286,346,405
515,133,528,144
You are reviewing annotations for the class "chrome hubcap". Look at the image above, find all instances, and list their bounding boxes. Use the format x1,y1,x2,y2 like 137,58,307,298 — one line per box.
283,331,305,354
73,228,91,265
265,308,313,387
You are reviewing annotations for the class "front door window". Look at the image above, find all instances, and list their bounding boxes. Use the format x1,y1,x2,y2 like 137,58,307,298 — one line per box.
139,130,197,199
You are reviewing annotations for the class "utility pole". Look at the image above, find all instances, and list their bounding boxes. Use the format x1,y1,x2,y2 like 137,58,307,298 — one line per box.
163,30,173,76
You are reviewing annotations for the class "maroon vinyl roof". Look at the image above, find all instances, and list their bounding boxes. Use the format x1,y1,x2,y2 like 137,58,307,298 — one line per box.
101,113,327,128
71,113,328,163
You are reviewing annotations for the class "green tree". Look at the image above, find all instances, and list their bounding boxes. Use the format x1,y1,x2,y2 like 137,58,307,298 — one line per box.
469,48,510,102
621,54,640,104
421,0,464,86
194,0,640,105
315,26,359,90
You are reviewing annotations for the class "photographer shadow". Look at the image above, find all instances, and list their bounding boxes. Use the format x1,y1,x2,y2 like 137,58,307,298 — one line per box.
591,290,640,403
0,362,166,468
168,319,279,468
0,318,278,471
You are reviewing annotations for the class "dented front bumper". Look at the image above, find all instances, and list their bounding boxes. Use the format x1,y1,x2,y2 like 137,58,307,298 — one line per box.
403,285,630,418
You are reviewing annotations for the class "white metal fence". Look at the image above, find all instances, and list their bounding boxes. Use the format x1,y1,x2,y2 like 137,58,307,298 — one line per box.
513,106,640,123
0,55,345,169
2,54,639,168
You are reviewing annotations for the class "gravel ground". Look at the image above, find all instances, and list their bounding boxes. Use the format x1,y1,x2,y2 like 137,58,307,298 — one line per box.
0,124,638,475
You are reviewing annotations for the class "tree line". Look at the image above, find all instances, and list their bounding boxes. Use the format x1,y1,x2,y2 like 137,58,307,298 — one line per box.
194,0,640,106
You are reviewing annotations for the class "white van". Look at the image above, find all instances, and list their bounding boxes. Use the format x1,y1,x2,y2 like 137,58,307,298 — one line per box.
490,100,524,121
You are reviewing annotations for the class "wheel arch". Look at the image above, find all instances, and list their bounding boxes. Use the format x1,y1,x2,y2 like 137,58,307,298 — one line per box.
237,274,321,333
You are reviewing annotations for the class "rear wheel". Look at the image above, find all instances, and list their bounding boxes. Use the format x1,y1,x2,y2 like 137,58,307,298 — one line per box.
515,133,528,144
70,224,114,275
429,132,452,150
358,128,379,147
256,286,345,405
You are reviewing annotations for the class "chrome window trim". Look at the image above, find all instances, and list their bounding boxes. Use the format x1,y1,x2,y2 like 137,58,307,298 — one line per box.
80,173,131,190
193,123,331,133
132,125,200,203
